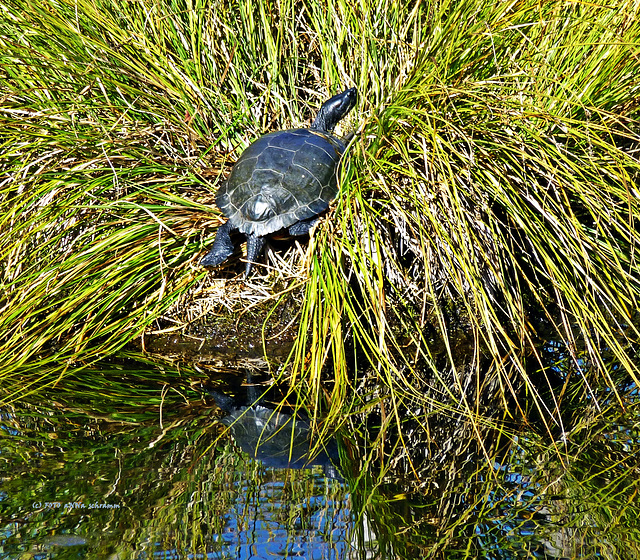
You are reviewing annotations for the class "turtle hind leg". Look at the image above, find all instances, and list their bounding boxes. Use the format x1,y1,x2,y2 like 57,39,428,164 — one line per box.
245,233,266,277
201,221,235,267
288,217,318,236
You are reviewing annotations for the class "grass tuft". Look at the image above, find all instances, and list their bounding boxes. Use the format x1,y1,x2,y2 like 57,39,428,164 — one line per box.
1,0,639,447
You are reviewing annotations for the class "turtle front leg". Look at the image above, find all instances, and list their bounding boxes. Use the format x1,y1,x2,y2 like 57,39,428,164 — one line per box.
288,218,319,236
201,221,235,267
245,233,266,277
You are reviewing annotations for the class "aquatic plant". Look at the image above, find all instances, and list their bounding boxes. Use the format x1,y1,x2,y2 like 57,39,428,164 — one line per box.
288,0,640,438
0,0,639,445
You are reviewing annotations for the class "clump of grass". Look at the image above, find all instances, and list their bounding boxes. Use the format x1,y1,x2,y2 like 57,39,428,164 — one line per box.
0,0,205,392
0,0,365,392
290,0,640,436
1,0,639,453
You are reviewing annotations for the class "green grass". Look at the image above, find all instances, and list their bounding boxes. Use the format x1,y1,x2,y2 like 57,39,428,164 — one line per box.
1,0,639,444
288,0,640,433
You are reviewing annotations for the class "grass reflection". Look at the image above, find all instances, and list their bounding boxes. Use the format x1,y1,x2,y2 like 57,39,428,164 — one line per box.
1,359,637,558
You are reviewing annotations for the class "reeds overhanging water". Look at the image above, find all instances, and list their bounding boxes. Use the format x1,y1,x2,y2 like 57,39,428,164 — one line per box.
2,0,640,556
1,0,639,476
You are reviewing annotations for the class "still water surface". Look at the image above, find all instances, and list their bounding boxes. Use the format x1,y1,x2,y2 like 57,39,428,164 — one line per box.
0,361,638,559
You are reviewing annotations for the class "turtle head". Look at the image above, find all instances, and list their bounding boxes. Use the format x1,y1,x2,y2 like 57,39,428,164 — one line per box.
311,87,357,133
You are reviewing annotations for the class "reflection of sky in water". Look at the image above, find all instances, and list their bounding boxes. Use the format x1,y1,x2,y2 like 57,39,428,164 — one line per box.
1,384,637,559
0,403,356,560
200,395,354,559
214,474,351,560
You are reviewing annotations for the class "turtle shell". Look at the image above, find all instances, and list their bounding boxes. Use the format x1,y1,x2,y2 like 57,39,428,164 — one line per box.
216,128,346,236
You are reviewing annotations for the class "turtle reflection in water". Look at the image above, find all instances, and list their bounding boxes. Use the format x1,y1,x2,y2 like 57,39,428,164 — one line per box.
201,87,358,276
209,389,342,480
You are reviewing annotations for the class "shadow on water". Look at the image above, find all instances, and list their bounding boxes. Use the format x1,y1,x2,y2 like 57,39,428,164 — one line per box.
0,355,639,559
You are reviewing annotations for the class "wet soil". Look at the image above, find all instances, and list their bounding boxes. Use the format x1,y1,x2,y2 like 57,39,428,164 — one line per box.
140,290,301,364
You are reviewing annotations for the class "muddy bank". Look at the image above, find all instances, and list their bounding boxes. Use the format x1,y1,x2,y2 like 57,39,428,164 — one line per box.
138,285,302,363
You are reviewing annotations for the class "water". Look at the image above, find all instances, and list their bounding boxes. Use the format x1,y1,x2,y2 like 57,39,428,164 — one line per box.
0,360,638,559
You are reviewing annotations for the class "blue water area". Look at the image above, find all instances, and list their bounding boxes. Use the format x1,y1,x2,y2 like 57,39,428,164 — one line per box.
1,368,638,559
216,478,351,559
0,396,356,560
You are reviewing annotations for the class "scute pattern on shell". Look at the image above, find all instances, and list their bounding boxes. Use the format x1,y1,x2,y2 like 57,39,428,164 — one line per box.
216,128,346,236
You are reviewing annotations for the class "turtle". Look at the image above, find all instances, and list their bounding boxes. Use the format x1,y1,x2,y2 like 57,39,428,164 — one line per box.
201,87,358,276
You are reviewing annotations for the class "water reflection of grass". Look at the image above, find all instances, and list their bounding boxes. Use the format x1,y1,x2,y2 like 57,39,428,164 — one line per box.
1,363,351,558
1,362,637,557
1,0,640,555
